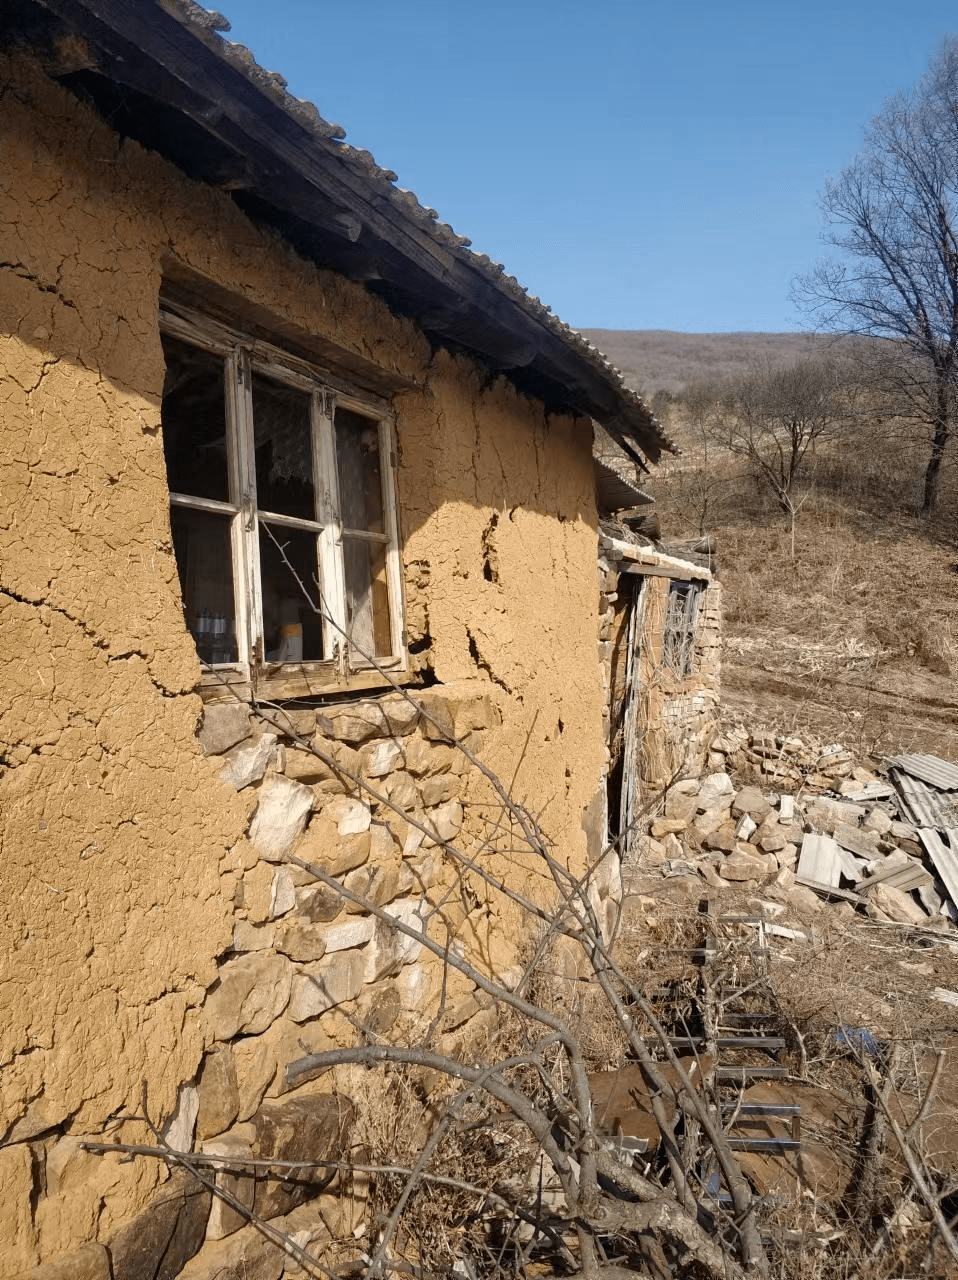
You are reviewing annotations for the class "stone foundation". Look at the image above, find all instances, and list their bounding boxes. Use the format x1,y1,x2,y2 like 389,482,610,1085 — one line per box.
13,680,576,1278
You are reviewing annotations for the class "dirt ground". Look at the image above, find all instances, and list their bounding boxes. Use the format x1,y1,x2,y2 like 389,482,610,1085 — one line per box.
706,506,958,761
721,654,958,761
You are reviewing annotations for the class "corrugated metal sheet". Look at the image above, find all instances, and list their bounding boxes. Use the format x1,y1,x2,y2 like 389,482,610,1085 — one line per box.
887,754,958,791
891,770,958,828
594,459,654,513
917,829,958,909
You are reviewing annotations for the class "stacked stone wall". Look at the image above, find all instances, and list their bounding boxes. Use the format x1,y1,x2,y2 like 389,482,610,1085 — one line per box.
597,563,722,794
15,681,546,1279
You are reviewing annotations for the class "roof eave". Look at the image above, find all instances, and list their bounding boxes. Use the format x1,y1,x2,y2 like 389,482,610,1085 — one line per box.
7,0,672,460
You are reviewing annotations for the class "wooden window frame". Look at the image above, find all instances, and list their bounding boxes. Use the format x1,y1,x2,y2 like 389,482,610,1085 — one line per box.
160,302,407,701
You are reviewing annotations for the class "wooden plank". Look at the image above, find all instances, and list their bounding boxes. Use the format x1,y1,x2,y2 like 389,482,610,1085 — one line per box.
670,1036,786,1051
720,1013,779,1025
882,865,932,889
856,860,932,892
917,829,958,908
797,833,841,888
722,1103,800,1117
621,561,712,582
618,582,646,860
795,877,862,904
608,537,713,582
225,663,412,704
727,1137,801,1152
377,416,406,665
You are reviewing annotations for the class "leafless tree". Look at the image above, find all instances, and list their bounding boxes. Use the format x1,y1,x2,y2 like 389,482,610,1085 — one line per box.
716,357,847,533
665,379,732,536
793,37,958,515
77,534,958,1277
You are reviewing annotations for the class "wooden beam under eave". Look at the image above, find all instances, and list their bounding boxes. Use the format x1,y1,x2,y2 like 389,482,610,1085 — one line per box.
619,562,711,582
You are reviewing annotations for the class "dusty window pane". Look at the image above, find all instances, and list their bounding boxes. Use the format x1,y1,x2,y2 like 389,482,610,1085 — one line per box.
170,506,238,664
259,523,324,661
252,374,316,521
343,537,391,657
161,336,229,501
335,407,384,533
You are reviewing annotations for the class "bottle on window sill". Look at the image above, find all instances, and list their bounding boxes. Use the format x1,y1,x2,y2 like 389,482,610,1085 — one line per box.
275,621,303,662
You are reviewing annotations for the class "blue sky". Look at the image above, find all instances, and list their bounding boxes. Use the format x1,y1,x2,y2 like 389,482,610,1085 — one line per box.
217,0,957,333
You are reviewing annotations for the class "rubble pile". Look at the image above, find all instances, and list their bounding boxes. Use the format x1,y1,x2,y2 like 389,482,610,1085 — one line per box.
707,724,870,792
634,747,958,930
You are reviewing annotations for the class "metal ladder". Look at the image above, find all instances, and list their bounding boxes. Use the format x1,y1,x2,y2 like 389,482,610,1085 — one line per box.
669,907,804,1204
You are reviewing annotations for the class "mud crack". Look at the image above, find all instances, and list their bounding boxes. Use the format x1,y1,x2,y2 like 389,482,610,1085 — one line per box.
1,587,179,699
466,626,511,695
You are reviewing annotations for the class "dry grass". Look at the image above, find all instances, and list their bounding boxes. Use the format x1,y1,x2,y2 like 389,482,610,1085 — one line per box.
648,403,958,758
305,893,958,1279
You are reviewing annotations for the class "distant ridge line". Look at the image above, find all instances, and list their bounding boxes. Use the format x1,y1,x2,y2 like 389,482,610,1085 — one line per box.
578,329,833,395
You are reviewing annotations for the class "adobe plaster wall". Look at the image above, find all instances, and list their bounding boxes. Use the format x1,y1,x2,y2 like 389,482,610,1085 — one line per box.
0,53,607,1272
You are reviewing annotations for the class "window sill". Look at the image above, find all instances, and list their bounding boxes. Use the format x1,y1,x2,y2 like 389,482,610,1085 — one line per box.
196,659,412,705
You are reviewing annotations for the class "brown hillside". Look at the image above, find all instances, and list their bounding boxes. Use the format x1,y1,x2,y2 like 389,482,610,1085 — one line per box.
579,328,837,395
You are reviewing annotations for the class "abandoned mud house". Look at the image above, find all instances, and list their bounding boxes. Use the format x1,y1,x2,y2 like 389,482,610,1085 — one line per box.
0,1,718,1272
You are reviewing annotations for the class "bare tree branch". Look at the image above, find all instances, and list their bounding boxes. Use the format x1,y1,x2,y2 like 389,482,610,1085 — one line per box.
793,37,958,512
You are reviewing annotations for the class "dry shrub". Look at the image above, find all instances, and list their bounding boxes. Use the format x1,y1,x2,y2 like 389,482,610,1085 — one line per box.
314,892,958,1280
346,1058,538,1277
914,624,957,677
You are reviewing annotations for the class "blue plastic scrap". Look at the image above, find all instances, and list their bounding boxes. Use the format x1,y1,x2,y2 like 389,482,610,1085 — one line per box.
834,1024,884,1059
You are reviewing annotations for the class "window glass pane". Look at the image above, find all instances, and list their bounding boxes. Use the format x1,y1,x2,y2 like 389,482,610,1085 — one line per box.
161,335,229,501
170,506,238,664
343,536,391,658
252,373,316,520
259,523,324,661
335,407,384,533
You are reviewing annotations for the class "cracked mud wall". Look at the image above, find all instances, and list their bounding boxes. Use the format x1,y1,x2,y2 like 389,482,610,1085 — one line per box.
396,358,607,922
0,51,606,1268
0,53,254,1269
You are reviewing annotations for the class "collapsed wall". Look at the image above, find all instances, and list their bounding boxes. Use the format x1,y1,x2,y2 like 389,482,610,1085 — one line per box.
0,52,608,1272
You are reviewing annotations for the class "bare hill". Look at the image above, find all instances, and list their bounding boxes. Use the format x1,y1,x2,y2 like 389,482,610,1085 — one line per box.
579,329,833,395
